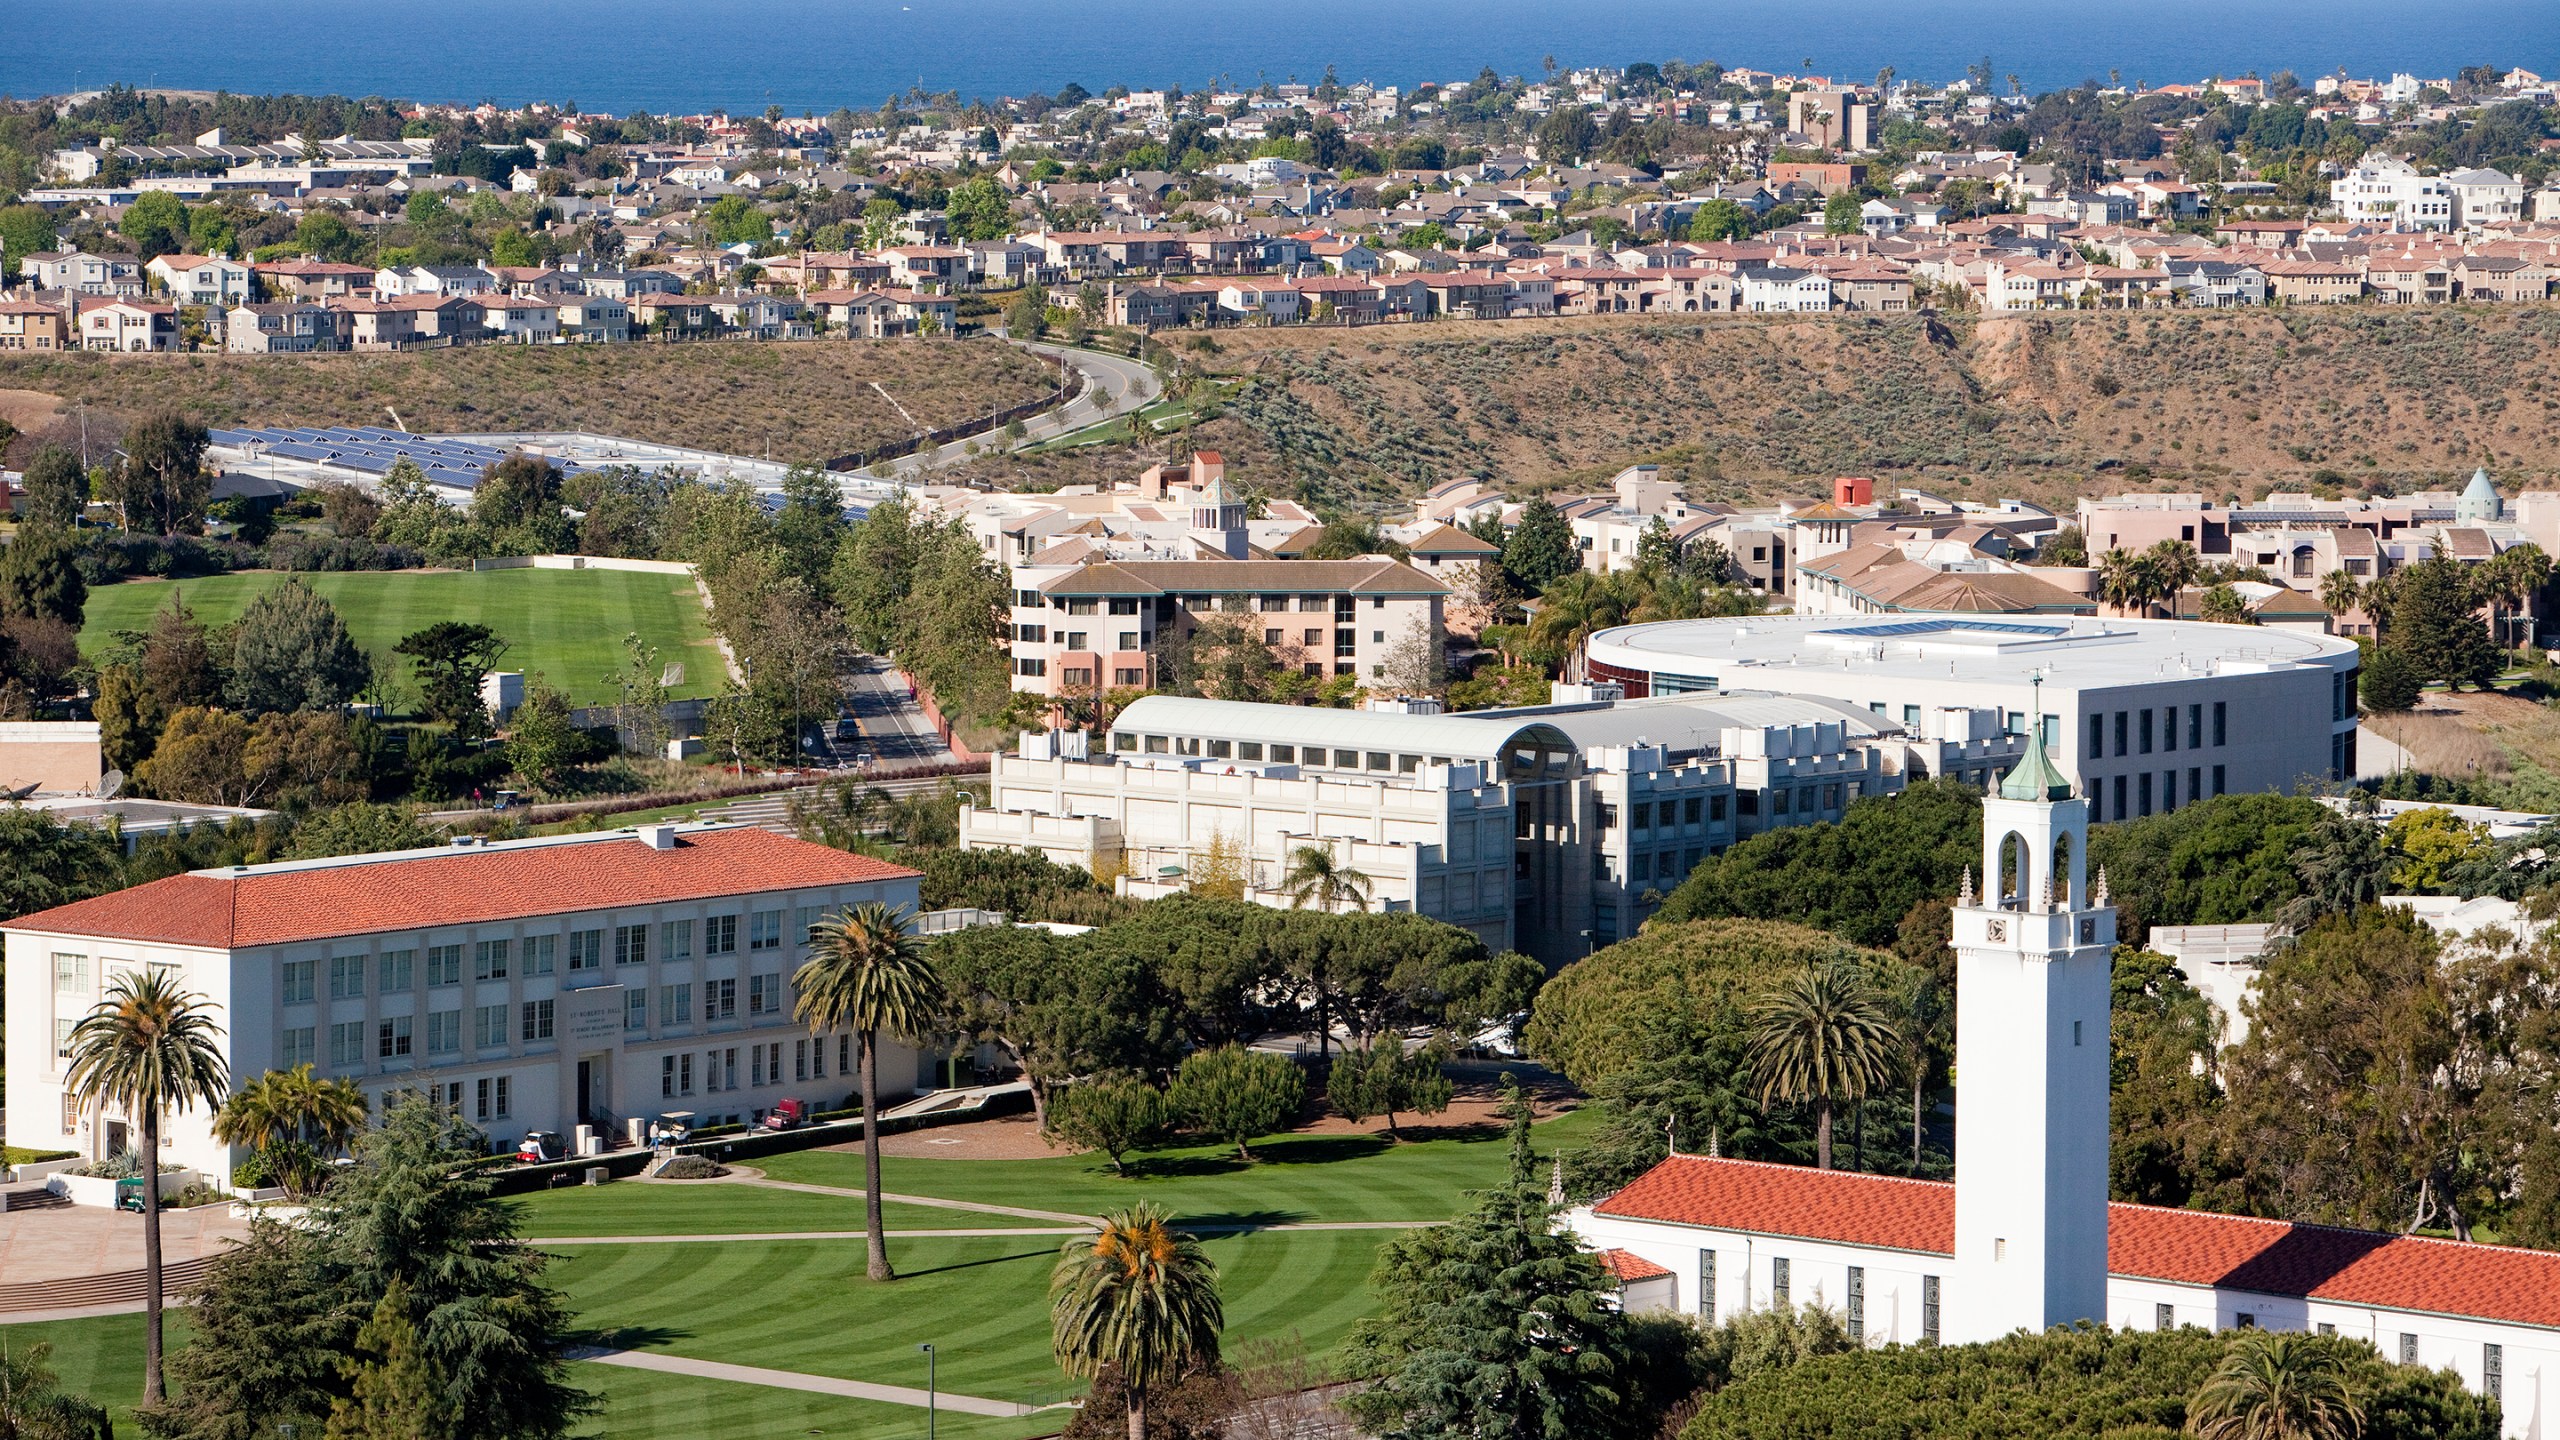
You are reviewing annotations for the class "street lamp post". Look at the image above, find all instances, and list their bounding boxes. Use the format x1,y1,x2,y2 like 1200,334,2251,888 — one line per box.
918,1343,937,1440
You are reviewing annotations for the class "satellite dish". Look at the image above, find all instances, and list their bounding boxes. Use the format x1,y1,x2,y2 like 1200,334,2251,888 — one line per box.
99,769,124,800
0,782,39,802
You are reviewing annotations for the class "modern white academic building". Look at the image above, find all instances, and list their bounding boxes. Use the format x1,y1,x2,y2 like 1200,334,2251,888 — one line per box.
1571,741,2558,1438
1581,615,2362,821
959,690,2028,964
4,824,927,1177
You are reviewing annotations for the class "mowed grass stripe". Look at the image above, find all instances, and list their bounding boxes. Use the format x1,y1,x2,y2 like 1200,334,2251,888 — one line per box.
513,1185,978,1239
548,1230,1394,1407
76,568,720,703
574,1364,1052,1440
756,1108,1599,1226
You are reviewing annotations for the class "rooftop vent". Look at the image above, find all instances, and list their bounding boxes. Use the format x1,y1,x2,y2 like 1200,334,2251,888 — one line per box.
638,823,678,851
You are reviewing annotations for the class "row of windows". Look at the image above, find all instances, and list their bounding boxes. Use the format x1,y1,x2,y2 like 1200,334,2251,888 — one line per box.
2155,1305,2500,1403
1698,1254,1936,1345
276,913,817,1006
662,1034,849,1096
2090,702,2228,761
2087,766,2228,823
1114,733,1456,775
1598,795,1727,832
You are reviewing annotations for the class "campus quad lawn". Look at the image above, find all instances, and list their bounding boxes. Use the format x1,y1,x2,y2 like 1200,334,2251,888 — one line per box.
752,1106,1602,1225
551,1228,1392,1410
76,568,721,704
511,1184,1003,1238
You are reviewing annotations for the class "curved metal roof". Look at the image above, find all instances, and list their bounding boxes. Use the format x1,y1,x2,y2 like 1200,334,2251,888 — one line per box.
1110,696,1578,776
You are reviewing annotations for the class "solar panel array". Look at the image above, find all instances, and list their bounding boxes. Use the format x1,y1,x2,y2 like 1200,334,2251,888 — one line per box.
207,426,604,491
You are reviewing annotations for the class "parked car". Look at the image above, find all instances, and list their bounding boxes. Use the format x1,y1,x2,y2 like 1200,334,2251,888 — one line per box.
761,1098,809,1131
516,1130,564,1164
852,750,877,768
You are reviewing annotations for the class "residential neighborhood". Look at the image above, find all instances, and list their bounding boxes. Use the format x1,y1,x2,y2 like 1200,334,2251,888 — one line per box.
3,35,2560,1440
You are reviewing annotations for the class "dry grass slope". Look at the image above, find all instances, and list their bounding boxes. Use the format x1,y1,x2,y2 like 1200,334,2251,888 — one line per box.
1155,306,2560,511
0,340,1059,466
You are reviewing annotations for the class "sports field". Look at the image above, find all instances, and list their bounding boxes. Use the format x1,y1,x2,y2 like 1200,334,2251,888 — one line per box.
2,1109,1593,1439
76,567,724,705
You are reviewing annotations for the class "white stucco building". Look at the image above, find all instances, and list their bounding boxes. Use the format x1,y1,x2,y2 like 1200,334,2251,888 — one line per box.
5,824,927,1176
1581,615,2361,822
1570,738,2560,1437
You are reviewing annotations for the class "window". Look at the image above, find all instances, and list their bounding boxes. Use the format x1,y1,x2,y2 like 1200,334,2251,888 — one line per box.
1846,1266,1865,1340
2318,1322,2335,1336
280,1026,316,1069
330,954,366,1000
2157,1303,2176,1332
1994,1238,2007,1262
2213,701,2227,746
2212,764,2227,797
474,939,510,981
709,978,737,1020
475,1004,509,1050
795,1038,810,1081
522,999,555,1043
1698,1251,1716,1322
475,1076,511,1122
427,1009,461,1056
2188,703,2203,748
2113,775,2128,819
1710,794,1727,821
839,1034,854,1073
567,930,603,972
1685,796,1702,825
523,934,556,977
750,910,783,951
706,916,738,955
660,983,694,1027
1770,1257,1790,1307
2088,723,2104,760
2114,711,2128,757
615,924,649,967
329,1021,365,1069
48,953,85,994
379,948,414,993
2235,1313,2257,1329
2137,708,2153,754
377,1016,412,1060
1922,1276,1941,1343
662,919,694,960
1270,744,1296,763
2163,770,2178,809
1598,803,1619,831
662,1053,695,1097
626,991,649,1032
281,959,317,1005
2400,1333,2417,1365
427,944,463,986
749,973,782,1016
1114,668,1145,686
2484,1343,2501,1403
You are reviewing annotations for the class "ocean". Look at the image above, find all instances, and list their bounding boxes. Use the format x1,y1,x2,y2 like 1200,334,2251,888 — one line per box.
8,0,2557,116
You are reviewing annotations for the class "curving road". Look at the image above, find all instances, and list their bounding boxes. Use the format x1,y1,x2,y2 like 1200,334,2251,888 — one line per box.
865,340,1160,482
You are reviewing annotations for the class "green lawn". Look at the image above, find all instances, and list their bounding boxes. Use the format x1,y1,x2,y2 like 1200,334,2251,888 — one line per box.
3,1112,1593,1434
754,1108,1599,1226
77,568,722,704
511,1185,1006,1239
551,1229,1389,1410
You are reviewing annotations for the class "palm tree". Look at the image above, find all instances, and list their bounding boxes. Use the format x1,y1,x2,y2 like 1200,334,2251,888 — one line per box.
1051,1202,1223,1440
1278,844,1372,914
2317,569,2363,623
2143,539,2202,616
212,1063,368,1194
2096,548,2150,617
796,901,946,1281
1746,961,1897,1170
2188,1331,2365,1440
61,968,229,1404
1279,844,1373,1058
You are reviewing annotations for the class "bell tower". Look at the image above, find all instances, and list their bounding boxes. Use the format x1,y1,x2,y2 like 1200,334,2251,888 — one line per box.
1945,682,2114,1343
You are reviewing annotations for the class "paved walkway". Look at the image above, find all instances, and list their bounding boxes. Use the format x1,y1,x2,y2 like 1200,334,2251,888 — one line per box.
730,1174,1102,1226
0,1203,253,1284
572,1347,1046,1417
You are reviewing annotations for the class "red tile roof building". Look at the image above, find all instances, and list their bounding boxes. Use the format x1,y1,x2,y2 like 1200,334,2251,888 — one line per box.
6,825,925,1177
1575,1153,2557,1432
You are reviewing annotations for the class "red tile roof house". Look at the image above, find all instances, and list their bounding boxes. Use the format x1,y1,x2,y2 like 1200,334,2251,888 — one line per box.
4,825,926,1181
1569,1154,2554,1433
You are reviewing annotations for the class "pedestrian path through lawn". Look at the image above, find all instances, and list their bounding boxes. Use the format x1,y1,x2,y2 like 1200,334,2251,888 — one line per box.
574,1346,1055,1417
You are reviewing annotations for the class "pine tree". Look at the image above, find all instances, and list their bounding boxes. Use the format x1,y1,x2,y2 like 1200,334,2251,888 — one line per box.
326,1280,447,1440
1502,496,1580,595
2385,556,2498,690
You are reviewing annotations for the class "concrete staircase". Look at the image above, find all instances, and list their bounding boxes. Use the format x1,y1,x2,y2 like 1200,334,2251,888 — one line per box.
0,1187,70,1213
0,1255,217,1316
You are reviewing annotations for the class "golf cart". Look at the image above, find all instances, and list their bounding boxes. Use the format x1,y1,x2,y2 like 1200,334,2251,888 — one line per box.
647,1111,695,1147
115,1177,148,1213
515,1130,565,1164
761,1098,809,1131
